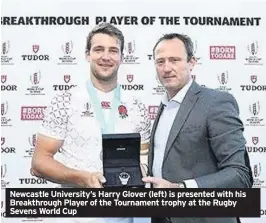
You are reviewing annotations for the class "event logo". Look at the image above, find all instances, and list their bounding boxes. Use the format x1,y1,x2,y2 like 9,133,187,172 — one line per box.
246,137,266,153
21,44,49,61
244,41,263,65
1,75,17,91
240,75,266,91
1,41,13,65
215,71,232,92
1,164,10,188
21,106,46,120
193,41,202,64
19,177,48,185
81,102,94,117
210,46,236,60
245,101,265,127
1,101,12,127
24,134,37,157
26,71,45,95
1,137,16,154
152,75,165,95
123,40,139,64
53,74,77,91
58,41,77,65
148,106,159,120
1,200,5,218
121,74,144,91
253,163,265,188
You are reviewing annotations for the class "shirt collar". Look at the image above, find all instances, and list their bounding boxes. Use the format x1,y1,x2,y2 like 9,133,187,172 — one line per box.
162,78,193,105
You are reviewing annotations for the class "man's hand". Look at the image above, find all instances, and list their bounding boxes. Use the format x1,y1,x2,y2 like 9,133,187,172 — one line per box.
78,171,106,188
142,176,175,188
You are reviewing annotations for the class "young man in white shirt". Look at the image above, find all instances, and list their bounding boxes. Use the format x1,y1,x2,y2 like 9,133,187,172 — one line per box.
31,23,151,223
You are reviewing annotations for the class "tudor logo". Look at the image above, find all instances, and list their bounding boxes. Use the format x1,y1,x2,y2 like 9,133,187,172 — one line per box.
64,75,71,83
127,74,134,83
1,75,7,84
252,137,259,145
32,45,39,53
250,75,257,84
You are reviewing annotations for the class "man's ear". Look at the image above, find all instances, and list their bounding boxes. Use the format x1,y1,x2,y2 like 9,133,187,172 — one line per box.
189,56,196,71
85,50,90,62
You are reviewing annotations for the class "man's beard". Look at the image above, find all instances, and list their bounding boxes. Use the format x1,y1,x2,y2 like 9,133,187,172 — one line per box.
91,67,118,82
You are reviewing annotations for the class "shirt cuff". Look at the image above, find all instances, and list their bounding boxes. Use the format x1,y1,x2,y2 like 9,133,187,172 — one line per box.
183,179,199,188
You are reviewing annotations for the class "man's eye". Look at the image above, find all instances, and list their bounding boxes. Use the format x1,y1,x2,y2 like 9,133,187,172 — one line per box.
111,49,118,53
156,60,164,65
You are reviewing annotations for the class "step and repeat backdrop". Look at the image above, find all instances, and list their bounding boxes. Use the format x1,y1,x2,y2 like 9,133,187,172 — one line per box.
1,0,266,222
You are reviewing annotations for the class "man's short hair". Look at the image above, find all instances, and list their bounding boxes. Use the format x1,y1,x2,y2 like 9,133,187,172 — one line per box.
86,23,124,54
153,33,194,61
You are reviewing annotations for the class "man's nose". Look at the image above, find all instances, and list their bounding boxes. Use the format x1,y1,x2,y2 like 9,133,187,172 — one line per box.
101,51,111,60
163,61,172,72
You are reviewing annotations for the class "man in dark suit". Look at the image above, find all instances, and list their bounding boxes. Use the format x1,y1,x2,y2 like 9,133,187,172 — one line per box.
142,33,253,223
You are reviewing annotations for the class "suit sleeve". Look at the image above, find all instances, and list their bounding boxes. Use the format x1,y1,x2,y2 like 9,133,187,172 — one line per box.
194,92,253,188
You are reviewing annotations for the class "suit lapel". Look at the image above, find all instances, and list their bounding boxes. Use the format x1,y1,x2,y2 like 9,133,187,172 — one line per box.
148,102,165,176
162,82,201,164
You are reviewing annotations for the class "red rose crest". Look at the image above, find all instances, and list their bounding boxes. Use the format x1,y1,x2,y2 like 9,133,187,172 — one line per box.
118,105,128,118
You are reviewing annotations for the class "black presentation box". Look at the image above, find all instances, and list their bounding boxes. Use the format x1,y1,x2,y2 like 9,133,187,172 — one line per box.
102,133,145,188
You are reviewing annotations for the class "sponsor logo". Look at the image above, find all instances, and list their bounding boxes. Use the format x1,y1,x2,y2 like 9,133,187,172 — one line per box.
246,137,266,153
25,134,37,157
123,40,139,64
1,101,12,127
1,164,10,188
244,41,263,65
1,75,17,91
210,46,236,60
253,163,265,188
21,106,46,120
193,41,202,64
121,74,144,91
1,137,16,154
26,71,45,95
101,101,111,109
215,71,232,92
148,106,159,120
53,74,77,91
21,44,49,61
245,102,265,126
1,200,6,218
1,41,14,65
58,41,77,65
152,75,165,96
81,102,94,117
19,178,48,185
240,75,266,91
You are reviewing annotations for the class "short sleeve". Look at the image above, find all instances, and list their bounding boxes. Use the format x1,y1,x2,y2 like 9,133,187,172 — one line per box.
38,91,72,140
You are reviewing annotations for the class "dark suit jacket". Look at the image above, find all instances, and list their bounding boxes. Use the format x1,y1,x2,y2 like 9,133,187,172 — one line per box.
148,81,253,223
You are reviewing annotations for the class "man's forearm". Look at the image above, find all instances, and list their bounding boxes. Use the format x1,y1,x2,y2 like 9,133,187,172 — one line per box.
31,155,86,187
